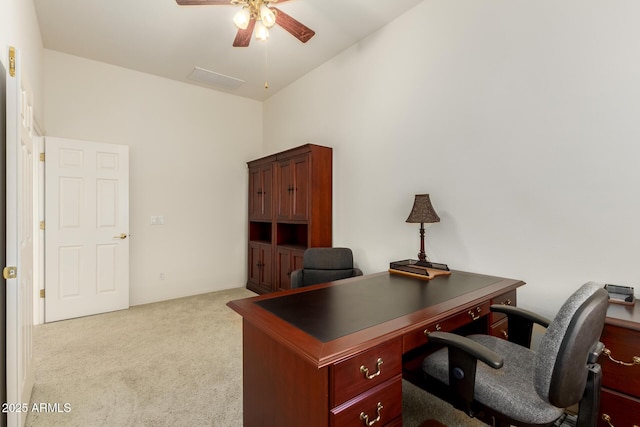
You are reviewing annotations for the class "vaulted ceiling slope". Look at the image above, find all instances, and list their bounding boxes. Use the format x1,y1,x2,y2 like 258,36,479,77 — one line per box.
34,0,424,101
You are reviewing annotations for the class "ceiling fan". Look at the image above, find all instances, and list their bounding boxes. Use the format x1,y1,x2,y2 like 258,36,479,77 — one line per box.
175,0,316,47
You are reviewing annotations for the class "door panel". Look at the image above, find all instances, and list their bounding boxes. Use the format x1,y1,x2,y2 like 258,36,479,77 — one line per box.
1,54,8,427
276,160,292,220
45,137,129,322
276,247,291,292
5,46,35,427
249,165,273,220
291,155,309,221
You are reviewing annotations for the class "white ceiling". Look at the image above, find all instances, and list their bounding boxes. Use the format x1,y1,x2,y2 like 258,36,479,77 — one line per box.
34,0,424,101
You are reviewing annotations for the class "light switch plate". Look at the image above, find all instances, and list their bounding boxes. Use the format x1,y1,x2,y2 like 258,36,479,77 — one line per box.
151,215,165,225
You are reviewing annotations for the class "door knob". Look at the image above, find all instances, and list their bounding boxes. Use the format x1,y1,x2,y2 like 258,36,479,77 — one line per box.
113,233,128,239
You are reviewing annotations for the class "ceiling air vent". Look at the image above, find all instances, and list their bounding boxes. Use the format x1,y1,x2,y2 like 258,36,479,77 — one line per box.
188,67,245,90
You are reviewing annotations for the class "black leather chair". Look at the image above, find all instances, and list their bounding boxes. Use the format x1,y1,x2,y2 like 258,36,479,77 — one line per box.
419,282,609,427
290,247,363,289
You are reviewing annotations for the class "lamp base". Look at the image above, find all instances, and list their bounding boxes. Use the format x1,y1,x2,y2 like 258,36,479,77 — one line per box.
414,260,432,268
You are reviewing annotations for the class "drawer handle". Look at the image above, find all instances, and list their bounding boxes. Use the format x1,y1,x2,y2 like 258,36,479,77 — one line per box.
360,402,383,426
603,348,640,367
602,414,615,427
501,299,512,305
501,330,508,340
360,358,383,380
424,324,442,336
468,307,482,321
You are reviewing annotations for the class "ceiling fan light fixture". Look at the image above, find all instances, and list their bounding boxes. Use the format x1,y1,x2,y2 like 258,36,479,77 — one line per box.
260,4,276,28
233,7,251,30
255,21,269,40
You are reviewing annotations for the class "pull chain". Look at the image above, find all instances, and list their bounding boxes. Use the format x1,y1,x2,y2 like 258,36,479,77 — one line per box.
264,40,269,89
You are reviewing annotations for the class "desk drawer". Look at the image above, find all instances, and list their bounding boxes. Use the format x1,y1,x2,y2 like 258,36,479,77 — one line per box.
489,317,509,340
490,290,516,324
403,300,491,353
599,324,640,396
598,388,640,427
331,339,402,406
330,376,402,427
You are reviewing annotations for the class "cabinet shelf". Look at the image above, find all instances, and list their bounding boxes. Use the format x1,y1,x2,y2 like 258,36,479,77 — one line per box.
249,222,272,243
276,223,308,247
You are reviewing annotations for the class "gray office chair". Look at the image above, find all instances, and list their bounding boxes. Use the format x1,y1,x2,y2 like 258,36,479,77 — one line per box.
290,247,363,288
420,282,609,427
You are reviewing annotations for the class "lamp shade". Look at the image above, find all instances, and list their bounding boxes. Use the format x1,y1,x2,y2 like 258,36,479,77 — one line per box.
406,194,440,224
255,21,269,40
260,4,276,28
233,7,251,30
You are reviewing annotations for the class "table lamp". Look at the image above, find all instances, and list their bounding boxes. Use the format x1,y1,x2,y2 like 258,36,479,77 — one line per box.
406,194,440,267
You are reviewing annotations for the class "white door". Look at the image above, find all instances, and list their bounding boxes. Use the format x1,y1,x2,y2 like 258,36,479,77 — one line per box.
45,137,129,322
5,46,35,427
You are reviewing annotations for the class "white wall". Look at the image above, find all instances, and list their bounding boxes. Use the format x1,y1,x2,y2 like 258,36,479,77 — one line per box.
44,50,263,305
264,0,640,317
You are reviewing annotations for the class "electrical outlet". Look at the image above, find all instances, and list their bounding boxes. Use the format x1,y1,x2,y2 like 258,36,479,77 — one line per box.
159,272,165,280
151,216,165,225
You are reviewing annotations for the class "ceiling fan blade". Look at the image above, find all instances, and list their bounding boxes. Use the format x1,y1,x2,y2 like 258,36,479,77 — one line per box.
233,19,256,47
176,0,232,5
272,7,315,43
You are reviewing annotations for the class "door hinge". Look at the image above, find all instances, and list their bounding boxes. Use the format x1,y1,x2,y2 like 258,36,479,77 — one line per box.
40,289,45,298
3,266,17,280
9,47,16,77
40,220,45,230
40,153,45,162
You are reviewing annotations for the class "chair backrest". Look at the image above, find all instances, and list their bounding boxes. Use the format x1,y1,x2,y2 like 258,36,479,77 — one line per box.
301,247,356,287
534,282,609,408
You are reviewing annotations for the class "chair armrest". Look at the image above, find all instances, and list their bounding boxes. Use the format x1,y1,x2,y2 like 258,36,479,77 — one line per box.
490,305,551,328
490,305,551,348
290,269,303,289
427,331,503,416
428,331,503,369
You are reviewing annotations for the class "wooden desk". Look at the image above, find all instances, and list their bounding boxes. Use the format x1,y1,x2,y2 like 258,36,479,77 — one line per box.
227,270,525,427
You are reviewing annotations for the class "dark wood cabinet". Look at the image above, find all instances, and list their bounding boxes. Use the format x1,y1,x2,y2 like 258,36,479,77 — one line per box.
246,144,332,294
597,301,640,427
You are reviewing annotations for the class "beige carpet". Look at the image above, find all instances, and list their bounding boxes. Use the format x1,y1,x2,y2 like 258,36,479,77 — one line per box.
26,287,483,427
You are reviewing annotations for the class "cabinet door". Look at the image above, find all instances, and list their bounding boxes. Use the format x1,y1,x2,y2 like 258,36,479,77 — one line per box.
248,242,262,286
275,247,292,292
276,154,309,221
275,248,305,291
276,159,293,220
292,249,304,272
260,244,273,292
291,154,309,221
249,165,272,220
248,242,273,293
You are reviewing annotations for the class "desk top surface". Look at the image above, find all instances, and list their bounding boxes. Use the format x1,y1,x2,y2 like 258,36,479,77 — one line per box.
228,270,525,367
255,270,498,342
